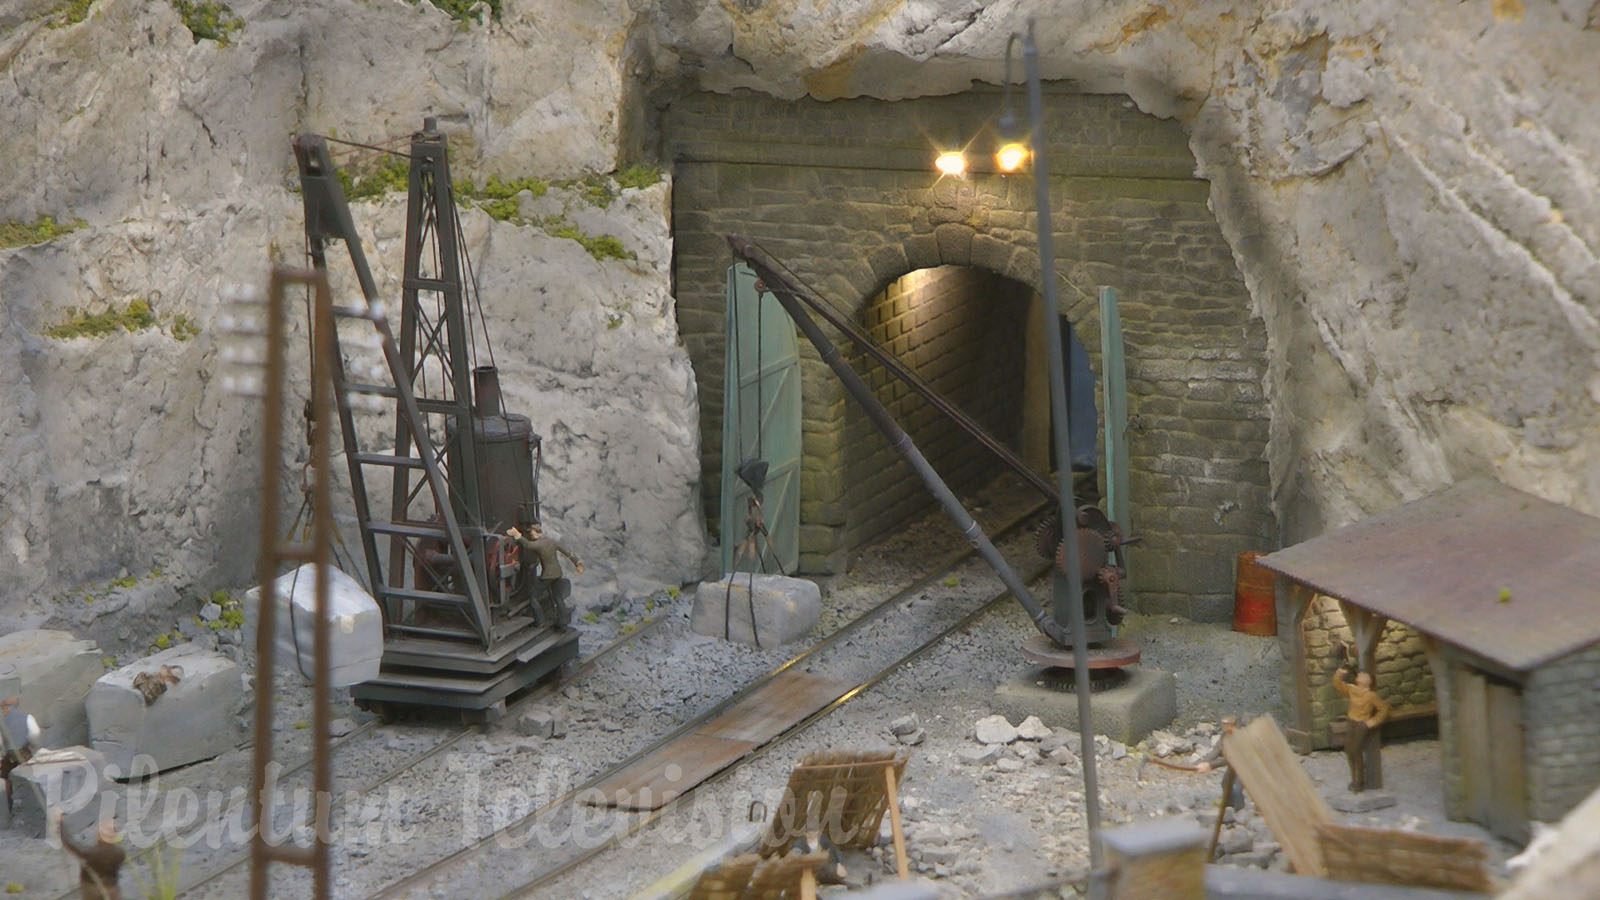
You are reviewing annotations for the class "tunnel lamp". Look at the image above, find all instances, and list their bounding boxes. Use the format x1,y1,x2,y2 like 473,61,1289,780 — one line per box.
934,150,967,176
995,142,1029,172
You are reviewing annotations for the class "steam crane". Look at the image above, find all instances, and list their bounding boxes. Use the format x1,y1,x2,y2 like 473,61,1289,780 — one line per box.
293,118,577,721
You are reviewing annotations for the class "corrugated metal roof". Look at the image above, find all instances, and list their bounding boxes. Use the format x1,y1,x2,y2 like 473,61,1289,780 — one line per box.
1258,479,1600,672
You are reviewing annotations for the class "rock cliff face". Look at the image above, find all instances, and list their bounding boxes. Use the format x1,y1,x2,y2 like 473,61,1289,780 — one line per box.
643,0,1600,540
0,0,700,623
3,0,1597,621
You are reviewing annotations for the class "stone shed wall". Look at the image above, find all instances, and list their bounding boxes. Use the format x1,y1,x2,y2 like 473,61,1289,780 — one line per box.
842,267,1029,549
1523,643,1600,822
1291,593,1436,749
667,87,1276,619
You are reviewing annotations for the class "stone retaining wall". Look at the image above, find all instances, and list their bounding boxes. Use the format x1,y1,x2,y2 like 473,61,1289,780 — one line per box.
1523,644,1600,822
667,87,1277,619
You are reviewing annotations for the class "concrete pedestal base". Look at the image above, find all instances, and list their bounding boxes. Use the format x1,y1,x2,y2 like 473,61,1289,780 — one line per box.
993,664,1176,746
10,746,109,838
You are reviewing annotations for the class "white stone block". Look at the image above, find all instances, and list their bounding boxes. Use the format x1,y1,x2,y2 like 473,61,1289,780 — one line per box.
242,564,383,687
690,574,821,647
0,630,104,748
86,643,249,777
10,746,109,838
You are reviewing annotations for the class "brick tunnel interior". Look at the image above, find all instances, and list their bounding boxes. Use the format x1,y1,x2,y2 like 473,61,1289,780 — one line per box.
665,86,1279,622
841,266,1033,552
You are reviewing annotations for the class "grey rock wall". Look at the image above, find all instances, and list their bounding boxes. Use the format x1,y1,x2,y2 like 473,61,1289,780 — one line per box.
0,0,703,625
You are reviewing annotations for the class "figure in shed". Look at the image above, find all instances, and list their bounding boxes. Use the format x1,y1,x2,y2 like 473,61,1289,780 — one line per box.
55,811,126,900
1334,663,1390,792
507,522,584,628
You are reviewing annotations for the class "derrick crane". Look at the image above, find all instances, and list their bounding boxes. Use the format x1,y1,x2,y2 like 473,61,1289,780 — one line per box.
293,118,577,720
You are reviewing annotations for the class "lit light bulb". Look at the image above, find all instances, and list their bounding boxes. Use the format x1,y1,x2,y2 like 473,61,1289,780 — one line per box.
934,151,967,177
995,142,1029,172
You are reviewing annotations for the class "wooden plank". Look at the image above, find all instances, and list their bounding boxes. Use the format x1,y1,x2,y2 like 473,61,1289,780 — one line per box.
1456,667,1491,825
588,672,853,812
590,734,756,811
697,671,854,743
1487,681,1528,842
760,750,909,855
1221,715,1334,876
1317,823,1492,892
685,853,761,900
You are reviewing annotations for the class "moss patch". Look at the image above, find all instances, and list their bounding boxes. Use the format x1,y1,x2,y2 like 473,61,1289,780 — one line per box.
543,216,634,261
171,313,201,341
411,0,501,26
0,215,84,250
42,299,158,339
172,0,243,45
337,156,410,201
615,163,663,191
50,0,96,26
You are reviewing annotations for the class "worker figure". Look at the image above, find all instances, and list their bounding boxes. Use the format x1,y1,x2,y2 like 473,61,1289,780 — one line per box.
506,522,583,628
1,695,41,814
1334,665,1390,792
54,811,125,900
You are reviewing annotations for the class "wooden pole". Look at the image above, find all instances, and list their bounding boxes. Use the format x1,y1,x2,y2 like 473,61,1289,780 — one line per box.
799,867,817,900
883,765,910,879
1206,768,1236,862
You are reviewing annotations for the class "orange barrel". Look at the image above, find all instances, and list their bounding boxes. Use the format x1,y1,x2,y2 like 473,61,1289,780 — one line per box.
1232,551,1277,636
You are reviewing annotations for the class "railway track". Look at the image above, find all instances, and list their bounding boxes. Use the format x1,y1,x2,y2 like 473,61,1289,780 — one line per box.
163,488,1047,898
75,612,675,900
370,517,1052,898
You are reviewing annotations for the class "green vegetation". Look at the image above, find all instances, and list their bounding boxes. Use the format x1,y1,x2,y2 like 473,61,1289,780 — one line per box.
208,589,245,631
43,299,159,339
615,163,662,191
411,0,501,26
666,585,680,600
5,883,22,894
581,609,599,624
337,156,410,201
50,0,96,26
546,218,632,261
112,574,138,589
294,719,310,730
152,633,172,651
941,575,960,587
0,214,83,249
455,174,548,222
132,838,182,900
171,312,200,341
455,172,635,260
171,0,244,45
605,312,625,330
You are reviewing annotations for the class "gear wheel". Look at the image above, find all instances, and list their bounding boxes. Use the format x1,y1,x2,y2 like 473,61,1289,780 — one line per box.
1034,513,1062,560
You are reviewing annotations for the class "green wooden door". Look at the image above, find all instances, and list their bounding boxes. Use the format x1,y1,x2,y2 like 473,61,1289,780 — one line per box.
720,263,801,575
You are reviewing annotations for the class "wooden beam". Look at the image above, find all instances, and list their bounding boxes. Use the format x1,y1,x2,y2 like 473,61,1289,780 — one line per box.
1283,582,1317,749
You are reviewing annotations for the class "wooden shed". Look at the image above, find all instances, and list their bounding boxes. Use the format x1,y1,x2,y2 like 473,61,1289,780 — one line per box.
1258,480,1600,843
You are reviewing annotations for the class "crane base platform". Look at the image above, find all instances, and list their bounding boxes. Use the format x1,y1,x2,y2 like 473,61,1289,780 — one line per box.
350,626,578,723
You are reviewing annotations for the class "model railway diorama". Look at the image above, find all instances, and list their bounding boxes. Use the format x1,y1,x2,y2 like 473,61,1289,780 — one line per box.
4,9,1599,900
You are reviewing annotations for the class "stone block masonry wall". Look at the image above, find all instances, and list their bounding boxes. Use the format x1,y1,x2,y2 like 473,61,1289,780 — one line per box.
668,87,1276,618
842,267,1029,549
1298,594,1436,748
1523,644,1600,822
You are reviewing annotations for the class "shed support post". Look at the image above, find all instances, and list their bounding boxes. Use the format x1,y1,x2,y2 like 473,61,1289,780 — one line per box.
1280,581,1317,753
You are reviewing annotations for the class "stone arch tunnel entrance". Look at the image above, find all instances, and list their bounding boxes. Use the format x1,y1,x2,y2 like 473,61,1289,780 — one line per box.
665,86,1278,621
